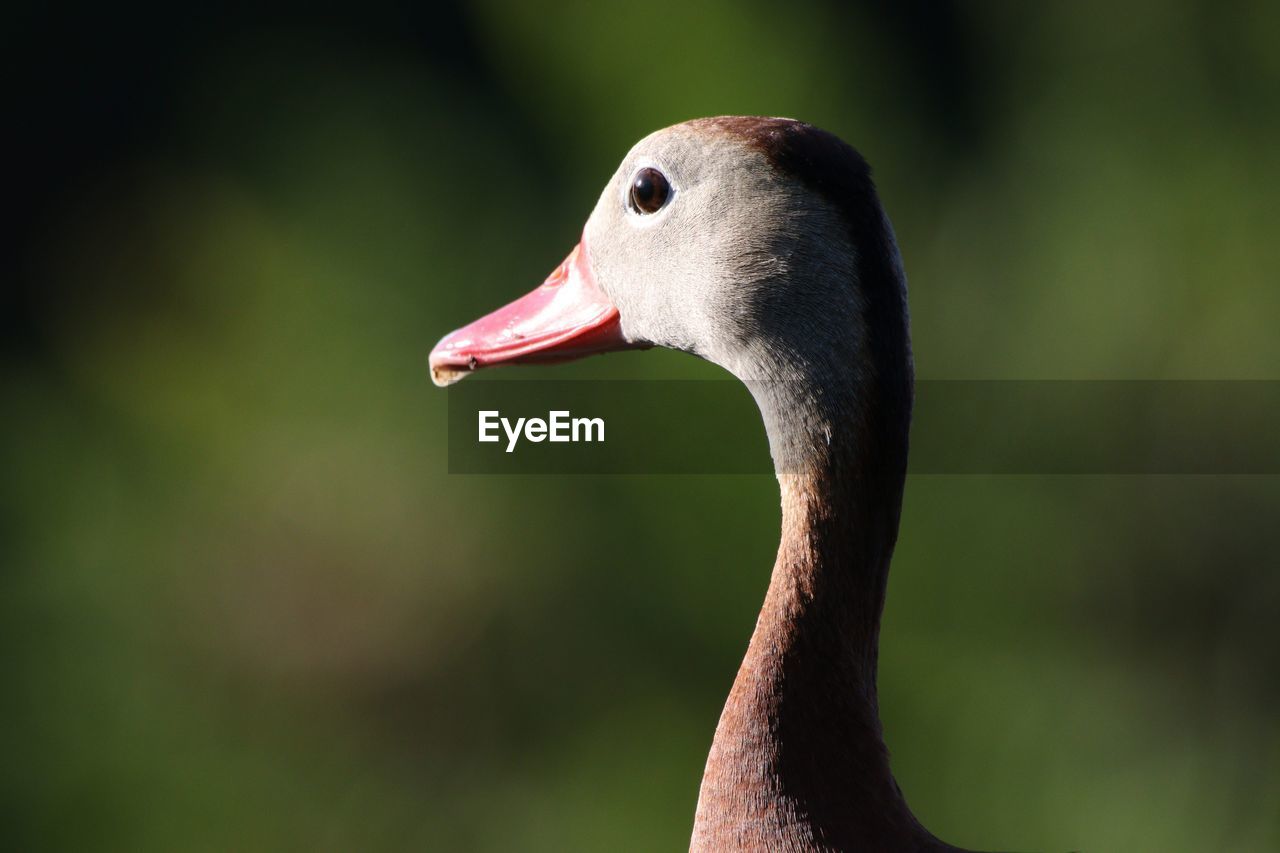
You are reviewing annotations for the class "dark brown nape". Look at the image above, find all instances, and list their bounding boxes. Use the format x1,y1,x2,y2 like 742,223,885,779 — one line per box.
693,115,914,497
685,119,973,852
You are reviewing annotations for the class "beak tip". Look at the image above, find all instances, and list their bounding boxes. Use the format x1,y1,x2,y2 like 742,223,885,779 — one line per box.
430,366,468,387
428,341,473,387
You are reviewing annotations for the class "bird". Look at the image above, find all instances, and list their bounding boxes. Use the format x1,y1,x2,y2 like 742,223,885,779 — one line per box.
430,116,976,852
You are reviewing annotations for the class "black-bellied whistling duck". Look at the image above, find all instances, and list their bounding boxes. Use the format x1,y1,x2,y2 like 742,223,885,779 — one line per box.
430,117,979,852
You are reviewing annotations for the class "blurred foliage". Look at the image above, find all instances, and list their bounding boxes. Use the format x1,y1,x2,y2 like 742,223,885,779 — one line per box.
4,1,1279,850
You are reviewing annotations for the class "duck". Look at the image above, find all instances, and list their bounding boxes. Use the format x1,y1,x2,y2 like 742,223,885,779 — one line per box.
430,116,975,852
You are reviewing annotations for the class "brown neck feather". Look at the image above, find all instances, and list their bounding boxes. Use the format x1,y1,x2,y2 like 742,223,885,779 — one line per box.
690,426,951,851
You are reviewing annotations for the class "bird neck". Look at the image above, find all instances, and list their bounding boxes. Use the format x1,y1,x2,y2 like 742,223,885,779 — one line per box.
691,373,944,851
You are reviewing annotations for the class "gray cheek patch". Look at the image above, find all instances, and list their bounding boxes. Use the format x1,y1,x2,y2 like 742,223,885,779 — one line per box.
582,124,864,387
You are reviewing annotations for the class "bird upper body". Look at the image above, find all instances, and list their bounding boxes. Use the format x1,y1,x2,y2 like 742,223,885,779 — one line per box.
431,116,977,852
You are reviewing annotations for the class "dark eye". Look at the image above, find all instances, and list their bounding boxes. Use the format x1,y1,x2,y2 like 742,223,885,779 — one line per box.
629,167,671,214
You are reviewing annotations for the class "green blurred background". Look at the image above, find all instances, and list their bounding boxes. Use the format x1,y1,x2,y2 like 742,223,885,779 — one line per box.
5,2,1279,850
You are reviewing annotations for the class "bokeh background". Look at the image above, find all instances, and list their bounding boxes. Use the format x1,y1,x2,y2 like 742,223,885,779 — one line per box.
5,2,1279,850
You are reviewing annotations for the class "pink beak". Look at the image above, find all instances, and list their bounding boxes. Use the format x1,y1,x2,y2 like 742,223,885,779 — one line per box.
429,239,637,386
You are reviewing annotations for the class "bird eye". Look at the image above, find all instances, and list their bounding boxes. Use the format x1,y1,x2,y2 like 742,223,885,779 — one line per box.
629,167,671,214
